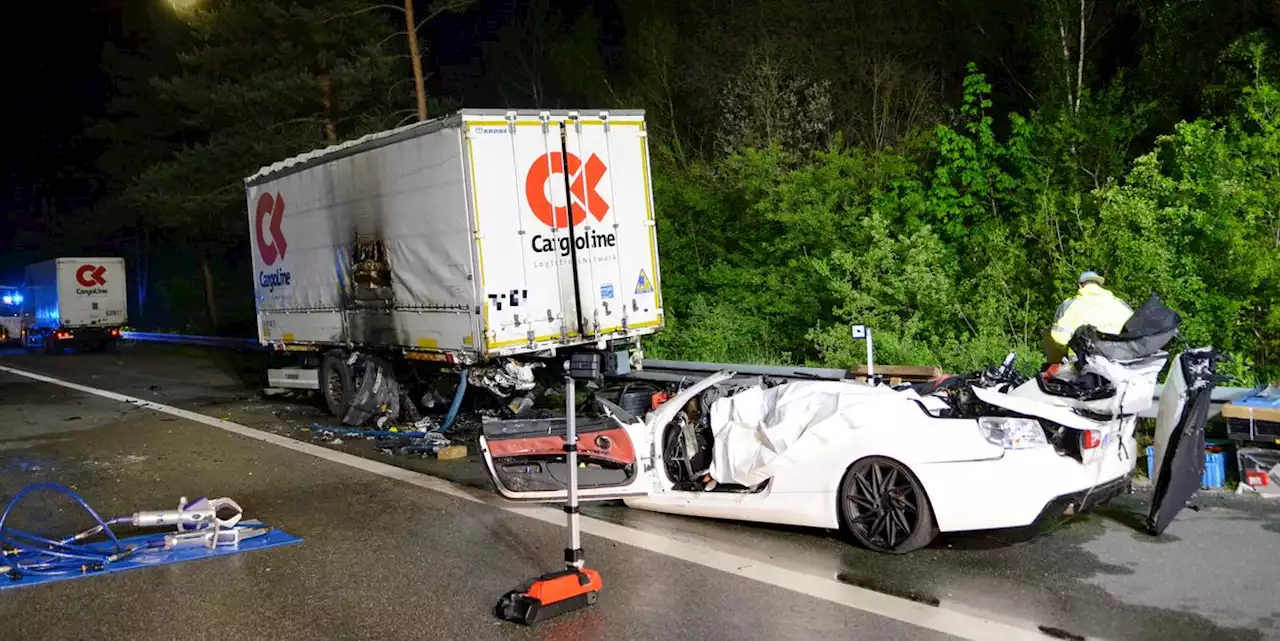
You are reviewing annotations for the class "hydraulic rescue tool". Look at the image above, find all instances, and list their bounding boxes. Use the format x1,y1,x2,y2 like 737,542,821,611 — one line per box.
495,368,603,624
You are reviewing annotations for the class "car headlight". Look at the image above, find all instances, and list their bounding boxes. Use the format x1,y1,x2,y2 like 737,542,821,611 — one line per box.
977,417,1048,450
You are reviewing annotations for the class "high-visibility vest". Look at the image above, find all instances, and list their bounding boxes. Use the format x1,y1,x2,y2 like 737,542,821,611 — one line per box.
1049,283,1134,347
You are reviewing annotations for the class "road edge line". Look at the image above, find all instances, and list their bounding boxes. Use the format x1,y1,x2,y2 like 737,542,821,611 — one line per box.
0,364,1055,641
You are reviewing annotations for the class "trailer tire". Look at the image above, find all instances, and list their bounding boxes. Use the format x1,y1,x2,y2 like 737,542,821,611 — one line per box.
44,333,64,356
320,353,354,418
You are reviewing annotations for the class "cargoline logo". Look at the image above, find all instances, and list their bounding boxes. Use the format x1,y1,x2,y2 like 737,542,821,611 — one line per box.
525,152,616,257
75,264,109,295
255,192,292,289
76,265,106,287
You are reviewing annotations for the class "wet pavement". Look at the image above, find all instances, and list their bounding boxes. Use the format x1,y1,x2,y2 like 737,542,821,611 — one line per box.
0,367,950,640
1,344,1278,640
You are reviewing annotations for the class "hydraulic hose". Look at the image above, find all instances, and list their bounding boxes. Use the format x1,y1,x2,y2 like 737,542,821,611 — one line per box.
440,368,469,433
0,483,129,578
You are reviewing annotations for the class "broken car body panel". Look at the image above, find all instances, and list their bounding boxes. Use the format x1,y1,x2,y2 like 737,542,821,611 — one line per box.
1147,349,1221,535
479,414,651,501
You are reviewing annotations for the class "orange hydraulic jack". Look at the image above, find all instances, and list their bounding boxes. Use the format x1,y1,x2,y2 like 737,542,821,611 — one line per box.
495,372,602,625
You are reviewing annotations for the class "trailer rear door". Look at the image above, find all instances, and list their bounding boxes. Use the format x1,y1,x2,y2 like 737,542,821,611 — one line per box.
464,111,662,355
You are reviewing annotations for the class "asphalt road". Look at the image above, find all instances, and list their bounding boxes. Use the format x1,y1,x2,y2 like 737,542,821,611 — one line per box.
0,343,1277,640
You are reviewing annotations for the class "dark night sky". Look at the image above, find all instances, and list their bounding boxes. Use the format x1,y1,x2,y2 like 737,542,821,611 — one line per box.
0,2,384,282
1,0,121,282
0,0,596,281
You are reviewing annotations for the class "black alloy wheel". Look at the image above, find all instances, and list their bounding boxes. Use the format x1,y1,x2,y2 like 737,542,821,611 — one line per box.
840,456,937,554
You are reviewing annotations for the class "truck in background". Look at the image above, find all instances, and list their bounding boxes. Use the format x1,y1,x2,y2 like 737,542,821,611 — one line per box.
245,109,664,419
21,258,128,354
0,286,22,344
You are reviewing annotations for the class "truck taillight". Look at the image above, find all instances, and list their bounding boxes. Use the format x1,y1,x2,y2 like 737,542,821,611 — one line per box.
56,331,72,340
1082,430,1102,450
110,328,120,337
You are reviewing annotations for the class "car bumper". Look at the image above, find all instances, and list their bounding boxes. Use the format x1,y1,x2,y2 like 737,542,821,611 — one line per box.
1031,471,1132,526
913,435,1137,532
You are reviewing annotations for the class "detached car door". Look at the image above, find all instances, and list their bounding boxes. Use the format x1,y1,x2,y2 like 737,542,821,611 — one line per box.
480,415,651,501
1147,349,1220,535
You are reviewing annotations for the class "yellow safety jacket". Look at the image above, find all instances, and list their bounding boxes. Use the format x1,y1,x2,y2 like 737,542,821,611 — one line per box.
1049,283,1134,348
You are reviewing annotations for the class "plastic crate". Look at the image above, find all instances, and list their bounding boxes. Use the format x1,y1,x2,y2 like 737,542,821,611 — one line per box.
1237,447,1280,498
1145,445,1227,489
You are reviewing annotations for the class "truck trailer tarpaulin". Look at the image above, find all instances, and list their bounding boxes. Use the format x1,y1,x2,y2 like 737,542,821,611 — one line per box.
244,109,664,363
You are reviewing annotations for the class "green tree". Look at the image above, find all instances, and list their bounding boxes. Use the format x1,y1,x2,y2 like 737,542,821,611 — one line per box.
120,0,403,330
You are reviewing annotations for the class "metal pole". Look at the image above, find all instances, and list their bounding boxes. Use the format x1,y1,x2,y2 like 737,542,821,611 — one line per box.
565,372,581,568
560,124,587,338
866,328,875,381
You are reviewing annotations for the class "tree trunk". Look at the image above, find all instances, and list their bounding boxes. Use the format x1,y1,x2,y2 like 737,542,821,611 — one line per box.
199,252,219,331
320,71,338,142
405,0,428,121
1076,0,1086,113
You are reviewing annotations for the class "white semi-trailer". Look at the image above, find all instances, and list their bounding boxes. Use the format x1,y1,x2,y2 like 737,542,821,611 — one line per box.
21,258,128,353
245,109,664,417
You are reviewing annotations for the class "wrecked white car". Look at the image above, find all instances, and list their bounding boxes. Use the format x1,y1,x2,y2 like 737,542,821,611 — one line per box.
479,296,1221,553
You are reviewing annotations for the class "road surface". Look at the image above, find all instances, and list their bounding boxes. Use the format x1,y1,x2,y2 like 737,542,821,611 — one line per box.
0,344,1275,640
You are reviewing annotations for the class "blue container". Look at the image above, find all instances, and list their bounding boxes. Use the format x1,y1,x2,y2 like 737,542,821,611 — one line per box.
1145,445,1227,489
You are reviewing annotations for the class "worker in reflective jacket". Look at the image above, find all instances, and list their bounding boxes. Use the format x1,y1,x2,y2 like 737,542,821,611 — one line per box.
1045,271,1134,363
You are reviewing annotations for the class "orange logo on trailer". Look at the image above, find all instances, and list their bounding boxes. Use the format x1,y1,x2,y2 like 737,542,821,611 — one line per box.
524,153,610,229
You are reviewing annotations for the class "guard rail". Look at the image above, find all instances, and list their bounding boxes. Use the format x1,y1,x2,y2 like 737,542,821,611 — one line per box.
121,331,260,350
120,331,1251,418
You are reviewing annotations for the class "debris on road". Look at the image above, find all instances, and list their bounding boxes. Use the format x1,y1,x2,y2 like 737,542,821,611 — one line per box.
309,423,462,459
434,445,468,460
341,356,401,427
471,360,541,399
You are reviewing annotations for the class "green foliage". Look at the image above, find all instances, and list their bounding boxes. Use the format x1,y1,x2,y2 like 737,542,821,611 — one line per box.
654,53,1280,380
1084,48,1280,378
80,1,1279,380
122,0,405,249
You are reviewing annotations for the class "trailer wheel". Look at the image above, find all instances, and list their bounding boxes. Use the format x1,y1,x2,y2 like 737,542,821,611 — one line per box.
320,353,354,418
44,332,64,356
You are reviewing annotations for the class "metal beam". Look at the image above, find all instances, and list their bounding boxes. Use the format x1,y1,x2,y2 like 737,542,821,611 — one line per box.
120,333,1255,417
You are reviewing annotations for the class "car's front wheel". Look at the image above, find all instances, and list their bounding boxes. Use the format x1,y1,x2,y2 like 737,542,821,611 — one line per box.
839,456,937,554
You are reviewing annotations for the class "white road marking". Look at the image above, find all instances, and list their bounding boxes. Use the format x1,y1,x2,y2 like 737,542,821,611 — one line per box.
0,364,1064,641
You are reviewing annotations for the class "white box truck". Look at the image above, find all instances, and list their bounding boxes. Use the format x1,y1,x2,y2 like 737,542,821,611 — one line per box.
0,286,23,344
245,109,664,417
21,258,128,353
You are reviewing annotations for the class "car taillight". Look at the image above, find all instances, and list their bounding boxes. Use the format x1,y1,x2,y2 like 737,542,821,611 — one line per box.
1082,430,1102,450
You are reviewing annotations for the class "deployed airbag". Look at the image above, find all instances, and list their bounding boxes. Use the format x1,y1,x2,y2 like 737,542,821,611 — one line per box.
706,381,916,487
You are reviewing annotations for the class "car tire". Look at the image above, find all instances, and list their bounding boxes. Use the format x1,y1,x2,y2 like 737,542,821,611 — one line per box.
839,456,938,554
320,352,354,418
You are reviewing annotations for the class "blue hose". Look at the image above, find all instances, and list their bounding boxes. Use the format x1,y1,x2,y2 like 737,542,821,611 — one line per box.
0,483,123,552
439,368,468,433
0,483,127,577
